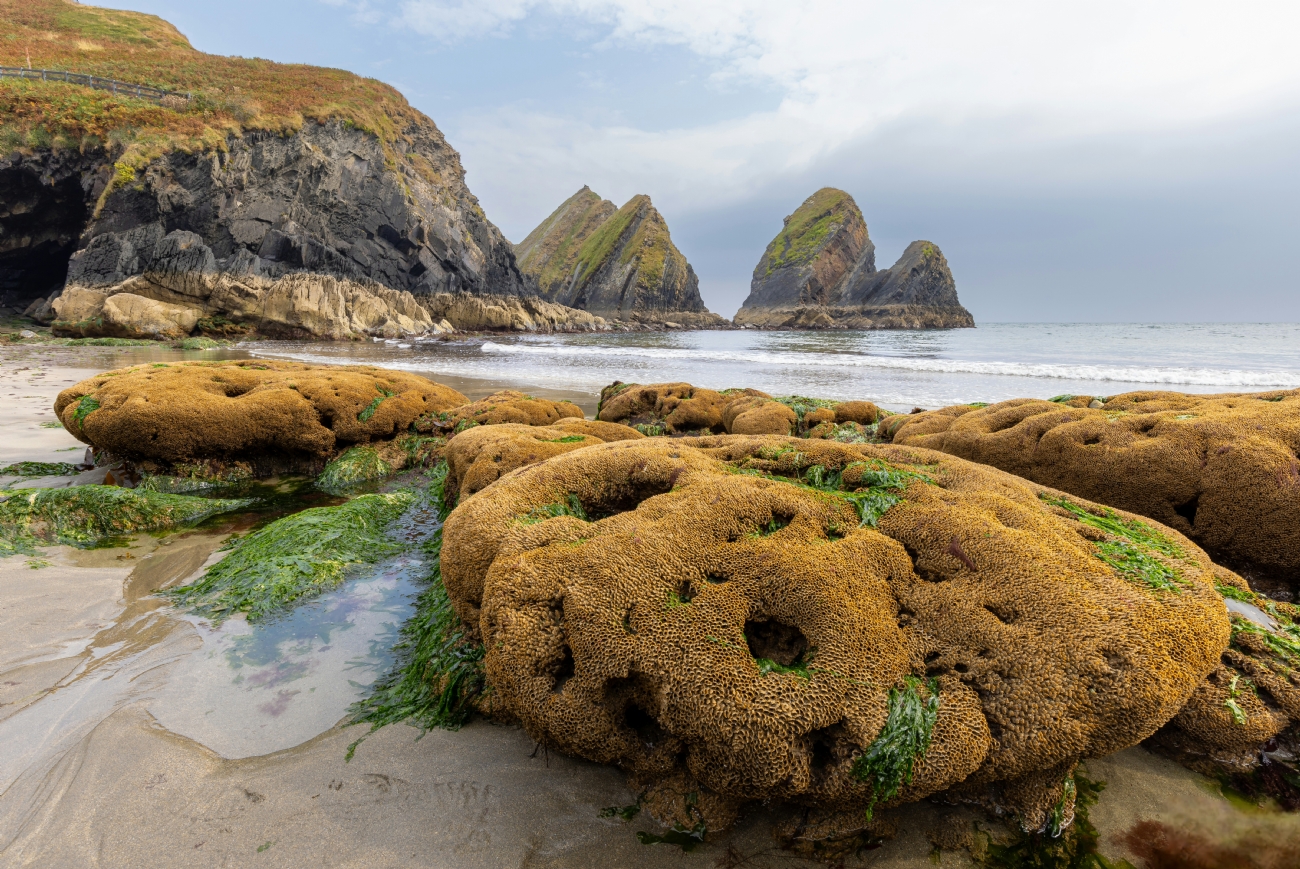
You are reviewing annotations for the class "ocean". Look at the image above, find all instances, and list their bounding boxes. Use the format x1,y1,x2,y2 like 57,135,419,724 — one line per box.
249,322,1300,412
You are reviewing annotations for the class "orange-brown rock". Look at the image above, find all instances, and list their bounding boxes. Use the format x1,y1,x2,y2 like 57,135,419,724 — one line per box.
54,360,466,464
440,434,1230,829
885,390,1300,591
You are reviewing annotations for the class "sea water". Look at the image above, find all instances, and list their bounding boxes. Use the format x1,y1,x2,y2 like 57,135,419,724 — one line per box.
248,322,1300,411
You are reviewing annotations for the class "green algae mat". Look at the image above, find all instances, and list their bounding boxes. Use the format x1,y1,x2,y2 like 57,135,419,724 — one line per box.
163,491,415,623
0,485,255,556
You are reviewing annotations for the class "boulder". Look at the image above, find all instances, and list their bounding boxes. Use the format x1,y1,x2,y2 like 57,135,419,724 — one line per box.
54,360,468,466
101,293,202,339
439,435,1230,829
50,286,108,334
885,390,1300,593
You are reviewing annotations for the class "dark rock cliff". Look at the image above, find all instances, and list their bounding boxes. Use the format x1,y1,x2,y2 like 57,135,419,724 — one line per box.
515,189,725,326
735,188,973,330
5,118,529,308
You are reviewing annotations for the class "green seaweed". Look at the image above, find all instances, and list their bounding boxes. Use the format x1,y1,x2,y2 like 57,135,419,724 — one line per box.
804,461,930,527
0,485,253,556
776,394,839,423
973,772,1134,869
520,494,590,525
637,821,707,852
177,337,222,350
1224,675,1249,725
1049,395,1076,404
541,435,588,443
1041,495,1186,591
851,676,940,820
1231,617,1300,668
358,387,396,422
161,492,413,622
347,464,487,757
315,446,393,494
71,395,100,429
0,461,78,477
632,422,666,437
600,802,642,821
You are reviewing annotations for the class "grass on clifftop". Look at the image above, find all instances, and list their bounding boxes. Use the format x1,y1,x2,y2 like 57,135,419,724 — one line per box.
0,485,253,555
1,0,429,177
764,187,860,274
162,491,413,622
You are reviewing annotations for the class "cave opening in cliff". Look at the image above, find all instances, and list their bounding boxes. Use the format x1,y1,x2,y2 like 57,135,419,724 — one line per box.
0,167,88,308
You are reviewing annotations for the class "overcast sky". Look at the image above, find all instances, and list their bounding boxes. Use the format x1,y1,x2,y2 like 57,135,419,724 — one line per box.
106,1,1300,321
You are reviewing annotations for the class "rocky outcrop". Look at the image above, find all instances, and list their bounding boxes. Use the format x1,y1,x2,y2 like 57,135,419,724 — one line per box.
516,189,727,327
734,188,974,329
49,242,609,339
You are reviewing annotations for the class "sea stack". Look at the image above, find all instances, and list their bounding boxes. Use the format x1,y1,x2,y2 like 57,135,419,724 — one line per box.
734,188,974,329
516,188,726,328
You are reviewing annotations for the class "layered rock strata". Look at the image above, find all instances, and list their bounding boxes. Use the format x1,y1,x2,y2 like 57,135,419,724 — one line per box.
734,188,974,329
46,230,607,338
516,188,726,327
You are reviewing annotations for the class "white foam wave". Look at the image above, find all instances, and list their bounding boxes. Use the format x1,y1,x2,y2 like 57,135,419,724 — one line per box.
479,341,1300,388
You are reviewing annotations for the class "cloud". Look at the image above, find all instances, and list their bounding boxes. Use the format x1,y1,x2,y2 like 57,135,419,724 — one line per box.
399,1,1300,216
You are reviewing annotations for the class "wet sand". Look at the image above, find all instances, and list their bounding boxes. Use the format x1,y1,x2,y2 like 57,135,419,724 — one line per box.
3,340,1300,867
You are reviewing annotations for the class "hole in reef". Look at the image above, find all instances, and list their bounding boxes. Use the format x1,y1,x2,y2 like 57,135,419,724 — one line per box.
806,722,847,770
896,606,917,629
622,604,637,634
1100,648,1127,671
1082,434,1103,446
954,662,970,674
1137,418,1159,435
551,645,575,693
676,579,695,603
623,702,665,746
903,542,948,583
745,618,809,667
705,572,729,584
1174,493,1200,528
755,512,794,536
984,604,1016,625
579,478,676,520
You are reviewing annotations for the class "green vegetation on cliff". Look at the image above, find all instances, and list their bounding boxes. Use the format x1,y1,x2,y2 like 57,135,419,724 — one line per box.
574,195,645,285
1,0,431,174
516,186,616,293
762,187,860,274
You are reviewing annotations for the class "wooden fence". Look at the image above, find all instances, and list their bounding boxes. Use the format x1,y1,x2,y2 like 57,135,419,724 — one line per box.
0,67,190,104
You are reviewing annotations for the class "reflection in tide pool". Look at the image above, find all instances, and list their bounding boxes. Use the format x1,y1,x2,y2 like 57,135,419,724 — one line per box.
150,556,420,758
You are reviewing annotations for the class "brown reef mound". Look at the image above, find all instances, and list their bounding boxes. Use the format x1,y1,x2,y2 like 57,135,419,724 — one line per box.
597,382,883,439
884,390,1300,594
444,419,643,502
54,360,466,465
440,434,1229,829
415,389,585,435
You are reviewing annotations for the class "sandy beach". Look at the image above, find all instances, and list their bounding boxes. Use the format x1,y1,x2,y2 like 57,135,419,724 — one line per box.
2,340,1297,868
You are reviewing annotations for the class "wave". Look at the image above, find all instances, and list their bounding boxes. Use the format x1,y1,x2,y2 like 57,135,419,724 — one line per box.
479,341,1300,388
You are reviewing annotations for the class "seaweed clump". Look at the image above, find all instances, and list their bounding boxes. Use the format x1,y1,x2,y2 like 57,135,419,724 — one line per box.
0,485,253,555
0,461,79,477
347,463,487,757
162,491,413,622
1041,495,1189,593
852,676,940,819
315,445,393,494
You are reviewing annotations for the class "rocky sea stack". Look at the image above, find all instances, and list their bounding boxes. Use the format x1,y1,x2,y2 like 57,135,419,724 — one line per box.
0,0,601,336
515,186,726,328
734,188,974,329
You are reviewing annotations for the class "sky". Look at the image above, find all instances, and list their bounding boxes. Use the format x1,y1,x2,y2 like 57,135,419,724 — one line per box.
103,1,1300,321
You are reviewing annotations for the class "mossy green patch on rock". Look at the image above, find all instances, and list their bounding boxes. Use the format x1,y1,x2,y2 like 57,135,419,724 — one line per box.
762,188,858,274
0,461,78,477
1042,494,1188,593
0,485,253,555
315,445,394,494
162,491,413,622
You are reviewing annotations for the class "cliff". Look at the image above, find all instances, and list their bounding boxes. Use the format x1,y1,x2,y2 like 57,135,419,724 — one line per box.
734,188,974,329
0,0,601,336
516,188,726,327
